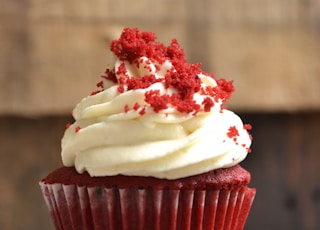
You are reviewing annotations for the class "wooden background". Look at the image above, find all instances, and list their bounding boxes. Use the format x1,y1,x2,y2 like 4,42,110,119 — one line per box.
1,0,320,229
1,0,320,115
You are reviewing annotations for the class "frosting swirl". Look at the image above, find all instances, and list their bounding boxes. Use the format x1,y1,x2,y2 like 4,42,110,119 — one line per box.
61,28,252,179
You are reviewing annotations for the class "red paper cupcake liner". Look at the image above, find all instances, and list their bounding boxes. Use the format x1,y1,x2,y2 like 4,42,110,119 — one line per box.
40,182,255,230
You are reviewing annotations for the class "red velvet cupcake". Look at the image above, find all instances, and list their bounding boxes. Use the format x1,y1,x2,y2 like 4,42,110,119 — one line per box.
40,28,255,230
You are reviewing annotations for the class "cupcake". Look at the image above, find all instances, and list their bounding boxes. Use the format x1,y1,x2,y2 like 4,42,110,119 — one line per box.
40,27,255,230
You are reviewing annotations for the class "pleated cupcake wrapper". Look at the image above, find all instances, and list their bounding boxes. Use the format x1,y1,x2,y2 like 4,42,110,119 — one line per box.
39,182,255,230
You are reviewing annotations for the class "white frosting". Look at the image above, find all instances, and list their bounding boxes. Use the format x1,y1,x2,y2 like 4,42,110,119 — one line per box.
61,56,252,179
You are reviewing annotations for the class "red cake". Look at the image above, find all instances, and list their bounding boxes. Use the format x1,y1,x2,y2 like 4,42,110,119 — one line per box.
43,165,250,190
41,165,254,229
40,28,255,230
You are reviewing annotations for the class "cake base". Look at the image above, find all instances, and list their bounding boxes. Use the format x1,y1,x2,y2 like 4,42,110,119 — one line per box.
40,165,255,230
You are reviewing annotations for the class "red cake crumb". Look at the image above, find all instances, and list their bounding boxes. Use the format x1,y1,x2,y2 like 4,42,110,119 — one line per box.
124,104,130,113
96,80,104,88
139,107,146,116
97,28,235,115
243,124,252,130
202,97,214,112
101,69,117,83
144,90,170,112
111,28,167,64
117,85,125,93
227,126,239,139
75,126,81,133
90,90,101,96
243,124,253,141
119,75,162,92
214,79,234,102
133,102,140,110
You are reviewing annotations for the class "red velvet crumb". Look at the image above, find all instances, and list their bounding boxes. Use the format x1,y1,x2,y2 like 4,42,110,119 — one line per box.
124,104,130,113
65,123,71,129
75,126,81,133
92,28,236,115
227,126,239,139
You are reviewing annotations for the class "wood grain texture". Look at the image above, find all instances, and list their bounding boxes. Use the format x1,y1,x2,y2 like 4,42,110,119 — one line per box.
0,112,320,229
241,112,320,230
0,116,69,230
0,0,320,115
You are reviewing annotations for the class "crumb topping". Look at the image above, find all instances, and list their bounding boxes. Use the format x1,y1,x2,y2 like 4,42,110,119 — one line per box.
227,126,239,139
225,125,252,153
65,123,71,129
75,126,81,133
94,28,235,115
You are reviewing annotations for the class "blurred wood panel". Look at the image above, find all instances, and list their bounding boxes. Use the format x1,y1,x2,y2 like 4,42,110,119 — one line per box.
0,116,67,230
1,0,320,115
0,113,319,229
241,112,320,230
